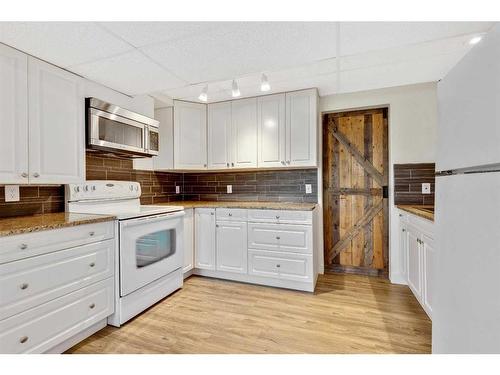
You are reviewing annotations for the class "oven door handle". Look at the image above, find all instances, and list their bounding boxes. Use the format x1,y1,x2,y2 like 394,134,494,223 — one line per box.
120,211,185,227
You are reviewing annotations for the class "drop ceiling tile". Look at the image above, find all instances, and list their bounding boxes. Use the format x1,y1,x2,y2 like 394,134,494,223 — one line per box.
70,50,187,96
340,22,494,56
141,22,338,84
100,22,226,47
0,22,133,67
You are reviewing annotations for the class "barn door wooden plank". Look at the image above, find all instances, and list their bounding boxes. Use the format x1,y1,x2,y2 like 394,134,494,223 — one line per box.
350,115,365,267
338,116,352,266
371,112,385,269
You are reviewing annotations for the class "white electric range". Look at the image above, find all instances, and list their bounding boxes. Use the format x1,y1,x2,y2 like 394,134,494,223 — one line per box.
66,180,185,327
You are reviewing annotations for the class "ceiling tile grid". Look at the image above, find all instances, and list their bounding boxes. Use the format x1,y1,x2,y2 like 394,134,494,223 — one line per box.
0,21,495,100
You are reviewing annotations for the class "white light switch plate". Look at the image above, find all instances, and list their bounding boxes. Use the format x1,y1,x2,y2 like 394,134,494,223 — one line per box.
5,185,20,202
422,183,431,194
227,185,232,194
305,184,312,194
175,185,180,194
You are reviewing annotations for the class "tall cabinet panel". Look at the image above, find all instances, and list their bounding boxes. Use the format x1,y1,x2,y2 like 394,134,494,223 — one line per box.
257,94,286,168
28,58,84,184
208,102,232,169
231,98,258,168
152,107,174,170
174,101,207,170
285,89,317,167
0,44,28,184
195,208,216,270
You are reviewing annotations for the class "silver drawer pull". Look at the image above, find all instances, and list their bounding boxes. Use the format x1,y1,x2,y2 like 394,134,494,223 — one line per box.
228,213,232,216
21,172,28,178
89,231,95,237
89,262,95,268
89,303,96,309
276,216,280,219
19,243,28,250
19,336,29,344
33,172,40,178
20,283,29,290
276,264,281,268
276,236,280,240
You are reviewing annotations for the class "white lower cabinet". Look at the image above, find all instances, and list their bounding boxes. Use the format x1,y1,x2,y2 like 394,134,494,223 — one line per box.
216,221,247,274
0,221,115,353
192,207,316,292
183,208,194,274
399,209,435,319
194,208,216,270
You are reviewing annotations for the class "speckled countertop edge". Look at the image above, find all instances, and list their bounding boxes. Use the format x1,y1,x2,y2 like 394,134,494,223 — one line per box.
397,205,434,222
153,200,317,211
0,212,116,238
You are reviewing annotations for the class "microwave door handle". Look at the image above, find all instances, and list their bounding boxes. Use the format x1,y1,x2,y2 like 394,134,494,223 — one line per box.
143,125,149,153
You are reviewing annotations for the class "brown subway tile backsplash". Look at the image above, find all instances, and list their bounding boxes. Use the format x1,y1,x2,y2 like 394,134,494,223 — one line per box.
0,186,64,218
394,163,435,206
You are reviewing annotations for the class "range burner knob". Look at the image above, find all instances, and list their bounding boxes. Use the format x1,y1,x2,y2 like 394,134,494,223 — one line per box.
130,185,134,191
74,186,80,193
91,185,96,191
135,186,139,191
83,185,89,192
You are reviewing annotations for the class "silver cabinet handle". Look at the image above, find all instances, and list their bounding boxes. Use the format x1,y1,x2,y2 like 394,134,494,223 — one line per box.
19,243,28,250
402,229,406,232
276,236,280,240
276,215,280,219
89,303,95,309
20,283,29,290
228,213,232,216
210,212,214,216
33,173,40,178
89,231,95,237
216,224,219,228
204,164,207,168
21,172,28,178
276,264,281,268
19,336,29,344
226,163,229,167
231,162,234,167
89,262,95,268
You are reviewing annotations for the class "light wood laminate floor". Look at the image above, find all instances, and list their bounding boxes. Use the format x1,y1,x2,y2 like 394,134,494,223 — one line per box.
67,274,431,354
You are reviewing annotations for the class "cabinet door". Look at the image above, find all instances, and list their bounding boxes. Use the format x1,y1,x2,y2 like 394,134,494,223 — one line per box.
28,58,84,184
216,221,247,274
407,228,422,299
194,208,216,270
152,107,174,170
285,89,317,167
257,94,286,168
422,235,435,318
183,209,194,273
174,101,207,169
399,220,408,280
231,98,257,168
0,44,28,184
208,102,231,169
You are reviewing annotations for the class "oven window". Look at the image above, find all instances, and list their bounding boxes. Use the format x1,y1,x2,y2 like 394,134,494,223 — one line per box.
98,117,143,148
136,229,176,268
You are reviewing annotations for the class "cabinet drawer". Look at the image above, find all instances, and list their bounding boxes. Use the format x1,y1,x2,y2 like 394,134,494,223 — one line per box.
248,250,313,282
0,239,114,320
0,278,113,354
247,209,312,224
0,221,114,264
248,223,312,254
216,208,248,221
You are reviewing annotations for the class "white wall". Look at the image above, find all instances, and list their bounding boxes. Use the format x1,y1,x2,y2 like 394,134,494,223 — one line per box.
319,82,438,283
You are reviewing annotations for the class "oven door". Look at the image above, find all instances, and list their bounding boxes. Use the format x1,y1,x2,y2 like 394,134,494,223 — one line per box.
119,211,184,296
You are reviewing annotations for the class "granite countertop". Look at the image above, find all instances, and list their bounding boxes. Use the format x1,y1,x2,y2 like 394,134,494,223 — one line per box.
397,205,434,221
155,200,317,211
0,212,116,238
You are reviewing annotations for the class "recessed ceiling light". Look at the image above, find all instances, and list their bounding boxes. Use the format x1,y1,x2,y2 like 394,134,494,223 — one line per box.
469,36,483,45
232,80,241,98
198,85,208,102
261,74,270,92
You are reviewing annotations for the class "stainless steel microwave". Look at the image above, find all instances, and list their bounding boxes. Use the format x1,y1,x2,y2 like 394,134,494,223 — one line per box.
86,98,159,157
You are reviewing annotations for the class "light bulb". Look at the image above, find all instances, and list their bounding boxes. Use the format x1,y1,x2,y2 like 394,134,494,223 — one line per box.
469,36,482,45
261,74,270,92
232,80,241,97
198,85,208,102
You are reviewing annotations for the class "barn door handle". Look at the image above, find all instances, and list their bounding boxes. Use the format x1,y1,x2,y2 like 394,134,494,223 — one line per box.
382,186,388,199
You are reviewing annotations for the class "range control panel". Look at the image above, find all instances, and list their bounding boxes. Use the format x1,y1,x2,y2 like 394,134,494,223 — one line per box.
66,180,141,202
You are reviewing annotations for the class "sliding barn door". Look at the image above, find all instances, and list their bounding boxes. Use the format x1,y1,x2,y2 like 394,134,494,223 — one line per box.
323,108,389,276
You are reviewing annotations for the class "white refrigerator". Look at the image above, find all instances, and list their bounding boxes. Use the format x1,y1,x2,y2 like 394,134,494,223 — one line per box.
433,23,500,353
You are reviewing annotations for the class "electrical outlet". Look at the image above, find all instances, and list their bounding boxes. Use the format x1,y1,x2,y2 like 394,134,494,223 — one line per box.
175,185,180,194
422,183,431,194
305,184,312,194
227,185,232,194
5,185,20,202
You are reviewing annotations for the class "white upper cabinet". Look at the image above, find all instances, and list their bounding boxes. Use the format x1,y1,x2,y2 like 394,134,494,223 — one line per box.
152,107,174,170
0,44,28,184
257,94,286,168
231,98,258,168
286,89,317,167
174,100,207,170
208,102,232,169
28,58,85,184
